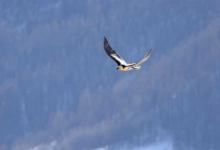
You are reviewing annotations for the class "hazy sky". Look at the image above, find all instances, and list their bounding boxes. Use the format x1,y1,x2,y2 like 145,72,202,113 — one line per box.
0,0,220,150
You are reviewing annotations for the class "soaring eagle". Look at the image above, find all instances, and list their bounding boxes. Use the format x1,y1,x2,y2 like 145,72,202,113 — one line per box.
104,37,152,71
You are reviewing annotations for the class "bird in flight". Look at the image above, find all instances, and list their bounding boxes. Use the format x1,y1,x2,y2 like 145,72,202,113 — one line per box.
103,37,152,72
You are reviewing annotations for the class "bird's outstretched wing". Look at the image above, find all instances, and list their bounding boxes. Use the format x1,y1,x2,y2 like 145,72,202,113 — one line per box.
104,37,128,66
135,49,152,66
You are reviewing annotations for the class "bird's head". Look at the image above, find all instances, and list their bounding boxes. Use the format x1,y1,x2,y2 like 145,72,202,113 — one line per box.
116,66,123,70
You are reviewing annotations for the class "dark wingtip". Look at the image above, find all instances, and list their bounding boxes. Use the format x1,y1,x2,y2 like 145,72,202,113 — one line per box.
104,36,109,48
147,49,152,54
144,49,152,57
104,36,108,43
148,49,153,56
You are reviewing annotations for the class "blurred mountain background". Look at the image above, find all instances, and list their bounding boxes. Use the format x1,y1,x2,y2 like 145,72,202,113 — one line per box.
0,0,220,150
